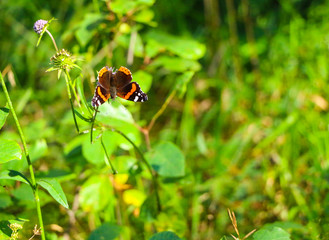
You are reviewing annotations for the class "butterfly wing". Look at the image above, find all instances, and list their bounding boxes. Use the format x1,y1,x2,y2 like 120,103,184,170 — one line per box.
91,66,112,107
117,82,148,102
114,66,133,89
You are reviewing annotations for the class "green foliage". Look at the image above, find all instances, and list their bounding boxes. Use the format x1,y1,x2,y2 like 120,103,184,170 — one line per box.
1,0,329,239
0,140,22,163
149,231,182,240
147,142,185,177
253,227,290,240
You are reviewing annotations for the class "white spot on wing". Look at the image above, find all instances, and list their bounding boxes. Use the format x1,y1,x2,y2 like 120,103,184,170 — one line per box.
134,96,139,102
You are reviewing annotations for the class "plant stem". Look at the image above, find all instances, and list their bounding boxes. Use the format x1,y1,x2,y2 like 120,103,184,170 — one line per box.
64,69,80,133
0,73,46,240
90,108,98,143
148,89,176,131
115,130,161,212
45,29,58,52
101,136,117,174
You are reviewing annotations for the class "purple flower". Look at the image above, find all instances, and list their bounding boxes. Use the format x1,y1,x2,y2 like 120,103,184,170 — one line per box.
33,19,48,35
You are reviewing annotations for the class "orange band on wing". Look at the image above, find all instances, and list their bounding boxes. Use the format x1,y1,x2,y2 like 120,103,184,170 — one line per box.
98,67,108,78
118,66,132,76
123,83,136,99
97,86,110,101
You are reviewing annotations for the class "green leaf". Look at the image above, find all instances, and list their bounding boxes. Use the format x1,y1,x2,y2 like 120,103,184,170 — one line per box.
146,31,206,60
175,71,194,98
147,142,185,177
0,107,9,130
0,140,22,163
88,223,120,240
79,175,113,212
97,100,134,124
253,227,290,240
37,178,69,209
150,56,201,72
0,170,30,185
149,231,182,240
134,9,156,26
82,131,117,165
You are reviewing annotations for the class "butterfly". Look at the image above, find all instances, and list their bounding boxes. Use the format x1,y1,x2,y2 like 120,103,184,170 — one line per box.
91,66,148,107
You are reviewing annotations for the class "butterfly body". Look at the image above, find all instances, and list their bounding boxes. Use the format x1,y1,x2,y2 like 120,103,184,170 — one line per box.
91,66,148,107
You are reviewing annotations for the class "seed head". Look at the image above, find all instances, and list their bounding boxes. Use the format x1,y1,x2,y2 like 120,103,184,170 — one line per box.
49,49,79,71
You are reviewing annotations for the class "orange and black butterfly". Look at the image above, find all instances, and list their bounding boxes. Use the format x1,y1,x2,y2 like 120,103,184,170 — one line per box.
91,66,148,107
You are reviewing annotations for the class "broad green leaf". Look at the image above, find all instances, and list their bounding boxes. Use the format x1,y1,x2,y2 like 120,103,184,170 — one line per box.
175,71,194,98
150,56,201,72
149,231,182,240
0,170,30,185
97,101,134,124
146,31,206,60
110,0,137,15
0,140,22,163
253,227,290,240
147,142,185,177
79,175,113,212
37,178,69,209
134,9,156,26
111,0,155,15
82,131,117,165
88,223,120,240
145,39,165,58
0,107,9,129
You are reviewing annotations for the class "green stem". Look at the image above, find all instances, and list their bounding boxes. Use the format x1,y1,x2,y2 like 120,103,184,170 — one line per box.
148,89,176,131
90,108,98,143
0,73,46,240
45,29,58,52
115,130,161,212
64,69,80,133
101,136,117,174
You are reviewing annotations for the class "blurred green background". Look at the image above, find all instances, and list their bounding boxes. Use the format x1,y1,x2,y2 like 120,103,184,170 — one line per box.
1,0,329,239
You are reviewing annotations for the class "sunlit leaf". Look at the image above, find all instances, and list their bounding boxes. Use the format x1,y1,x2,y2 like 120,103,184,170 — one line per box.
145,31,206,60
37,178,69,209
147,142,185,177
0,140,22,163
0,170,30,185
79,175,113,212
82,130,117,165
150,56,201,72
253,227,290,240
0,107,9,130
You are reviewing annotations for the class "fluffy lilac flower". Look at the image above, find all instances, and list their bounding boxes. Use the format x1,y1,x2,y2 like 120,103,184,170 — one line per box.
33,19,48,35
